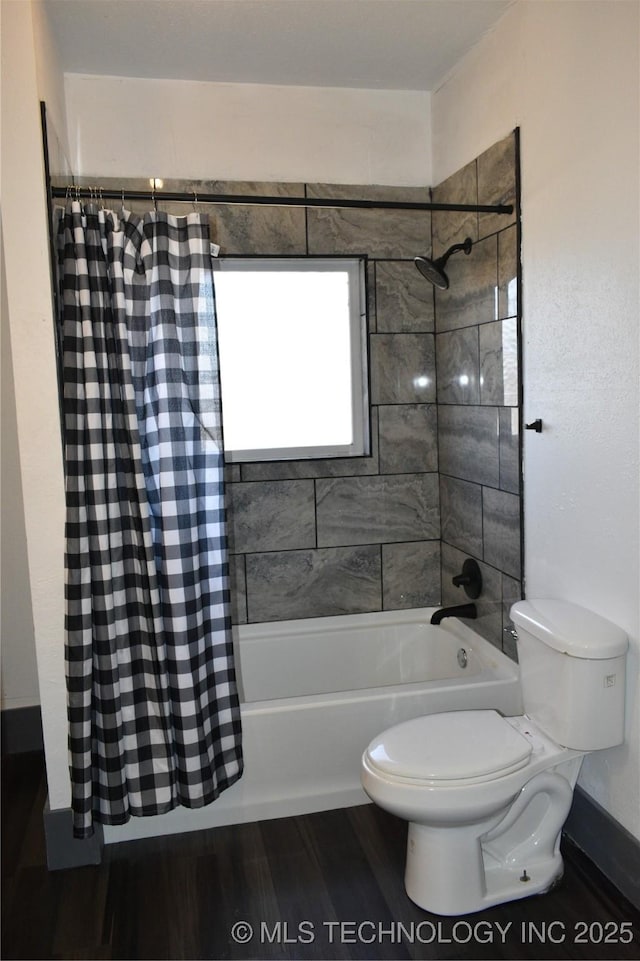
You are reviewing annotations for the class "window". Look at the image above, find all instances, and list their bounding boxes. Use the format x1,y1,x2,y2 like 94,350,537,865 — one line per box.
213,257,369,463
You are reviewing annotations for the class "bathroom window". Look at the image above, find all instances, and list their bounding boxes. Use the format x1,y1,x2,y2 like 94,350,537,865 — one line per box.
213,257,369,463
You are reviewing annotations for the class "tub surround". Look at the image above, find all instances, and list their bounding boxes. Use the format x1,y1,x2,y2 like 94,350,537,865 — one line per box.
150,177,440,624
434,132,522,650
70,131,520,651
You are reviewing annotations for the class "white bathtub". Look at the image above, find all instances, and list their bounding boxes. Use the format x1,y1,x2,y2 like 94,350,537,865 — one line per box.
104,608,522,843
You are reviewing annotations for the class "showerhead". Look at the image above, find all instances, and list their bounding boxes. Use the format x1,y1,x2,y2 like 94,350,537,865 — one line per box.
414,255,450,289
414,237,473,289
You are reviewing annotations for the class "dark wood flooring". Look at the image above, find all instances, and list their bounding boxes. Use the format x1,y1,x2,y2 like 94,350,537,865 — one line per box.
2,751,639,960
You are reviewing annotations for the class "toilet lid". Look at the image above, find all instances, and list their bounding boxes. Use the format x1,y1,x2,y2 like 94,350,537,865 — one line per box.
366,710,533,784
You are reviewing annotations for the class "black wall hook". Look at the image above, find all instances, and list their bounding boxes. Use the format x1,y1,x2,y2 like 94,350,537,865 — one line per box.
525,418,543,433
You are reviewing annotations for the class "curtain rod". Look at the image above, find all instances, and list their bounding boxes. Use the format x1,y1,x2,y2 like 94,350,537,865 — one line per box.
50,185,513,216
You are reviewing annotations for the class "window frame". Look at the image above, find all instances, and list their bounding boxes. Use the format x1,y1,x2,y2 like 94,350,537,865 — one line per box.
212,255,370,464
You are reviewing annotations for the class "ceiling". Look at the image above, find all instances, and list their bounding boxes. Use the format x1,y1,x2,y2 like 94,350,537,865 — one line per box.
44,0,511,92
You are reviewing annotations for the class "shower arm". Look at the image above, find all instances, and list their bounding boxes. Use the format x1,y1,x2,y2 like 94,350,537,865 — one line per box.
437,238,473,267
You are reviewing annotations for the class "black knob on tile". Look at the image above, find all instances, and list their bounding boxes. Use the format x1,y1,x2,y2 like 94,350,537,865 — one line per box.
452,558,482,599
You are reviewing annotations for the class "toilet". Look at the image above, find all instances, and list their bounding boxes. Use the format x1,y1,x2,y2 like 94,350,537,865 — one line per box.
361,599,628,916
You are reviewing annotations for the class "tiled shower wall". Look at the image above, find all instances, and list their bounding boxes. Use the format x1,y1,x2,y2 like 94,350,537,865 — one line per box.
213,183,442,624
432,132,522,654
73,130,521,651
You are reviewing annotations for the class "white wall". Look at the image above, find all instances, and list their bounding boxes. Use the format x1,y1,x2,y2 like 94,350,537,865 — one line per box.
1,0,69,806
0,0,69,715
1,221,39,711
64,74,432,186
31,0,71,173
433,0,639,838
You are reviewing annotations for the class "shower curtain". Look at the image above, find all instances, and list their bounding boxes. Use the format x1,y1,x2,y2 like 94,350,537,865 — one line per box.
57,201,243,838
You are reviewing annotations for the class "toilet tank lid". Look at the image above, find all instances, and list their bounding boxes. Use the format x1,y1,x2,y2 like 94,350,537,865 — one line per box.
511,600,628,659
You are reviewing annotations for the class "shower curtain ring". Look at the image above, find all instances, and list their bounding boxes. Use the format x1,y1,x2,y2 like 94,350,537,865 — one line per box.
192,189,198,211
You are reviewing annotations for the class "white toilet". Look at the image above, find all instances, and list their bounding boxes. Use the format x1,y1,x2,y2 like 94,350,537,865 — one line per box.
361,599,628,916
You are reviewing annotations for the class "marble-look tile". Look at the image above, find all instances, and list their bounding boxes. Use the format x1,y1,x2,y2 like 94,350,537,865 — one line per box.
367,261,377,333
306,183,431,259
436,328,480,405
375,260,435,332
241,410,380,481
501,629,519,662
438,405,500,487
498,224,518,319
226,480,315,553
483,487,522,580
316,473,440,547
382,541,441,610
229,554,247,625
501,574,522,661
76,175,171,215
378,404,437,474
473,567,503,649
202,181,307,255
479,319,518,407
100,177,307,255
441,543,503,650
75,176,150,218
434,234,498,332
224,463,242,484
431,160,479,257
370,334,435,404
440,475,483,557
245,546,381,622
499,407,521,494
440,543,470,607
477,133,517,238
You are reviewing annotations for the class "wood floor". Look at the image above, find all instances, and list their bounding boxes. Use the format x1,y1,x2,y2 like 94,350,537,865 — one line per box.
2,752,639,961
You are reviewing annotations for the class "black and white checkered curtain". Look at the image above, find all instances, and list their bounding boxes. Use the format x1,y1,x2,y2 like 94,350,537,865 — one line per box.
57,201,243,838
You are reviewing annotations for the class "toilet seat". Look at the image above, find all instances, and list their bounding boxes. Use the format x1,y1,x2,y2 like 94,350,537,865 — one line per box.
365,710,533,786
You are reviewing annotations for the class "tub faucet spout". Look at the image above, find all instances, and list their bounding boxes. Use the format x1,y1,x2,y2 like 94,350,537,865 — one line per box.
430,603,477,625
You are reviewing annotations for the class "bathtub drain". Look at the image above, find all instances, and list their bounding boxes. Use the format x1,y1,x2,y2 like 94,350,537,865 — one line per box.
457,648,468,669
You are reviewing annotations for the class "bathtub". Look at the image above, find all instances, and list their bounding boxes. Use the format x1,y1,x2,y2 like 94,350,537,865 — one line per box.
103,608,522,843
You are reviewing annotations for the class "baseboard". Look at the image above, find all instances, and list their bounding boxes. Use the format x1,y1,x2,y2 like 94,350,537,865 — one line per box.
43,799,104,870
1,705,44,754
3,707,103,870
564,785,640,910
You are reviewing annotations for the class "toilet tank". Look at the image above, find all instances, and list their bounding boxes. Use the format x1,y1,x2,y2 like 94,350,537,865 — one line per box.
510,600,628,751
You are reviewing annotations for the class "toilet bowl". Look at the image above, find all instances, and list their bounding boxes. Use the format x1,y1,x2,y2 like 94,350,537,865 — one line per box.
361,600,628,916
362,710,583,915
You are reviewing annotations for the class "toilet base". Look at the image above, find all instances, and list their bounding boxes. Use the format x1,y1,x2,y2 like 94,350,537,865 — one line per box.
402,767,578,916
404,821,565,916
